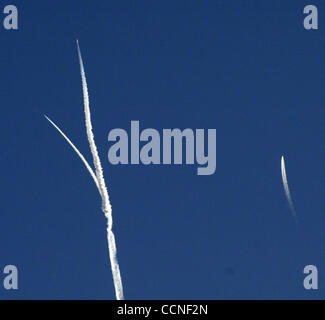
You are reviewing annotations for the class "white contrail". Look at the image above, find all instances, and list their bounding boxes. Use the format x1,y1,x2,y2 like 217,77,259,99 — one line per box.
76,40,124,300
45,41,124,300
281,155,297,222
44,115,100,192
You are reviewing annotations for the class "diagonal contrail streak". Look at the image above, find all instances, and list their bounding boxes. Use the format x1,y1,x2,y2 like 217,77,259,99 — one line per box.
44,115,100,192
281,155,297,223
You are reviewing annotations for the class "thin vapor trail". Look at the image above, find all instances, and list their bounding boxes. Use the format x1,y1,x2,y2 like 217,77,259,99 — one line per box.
281,155,297,222
76,40,124,300
45,41,124,300
44,115,100,192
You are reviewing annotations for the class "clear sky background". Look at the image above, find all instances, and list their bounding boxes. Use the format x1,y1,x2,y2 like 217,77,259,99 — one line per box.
1,0,325,299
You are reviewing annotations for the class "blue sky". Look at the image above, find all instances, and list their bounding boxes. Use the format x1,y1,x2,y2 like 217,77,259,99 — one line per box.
1,0,325,299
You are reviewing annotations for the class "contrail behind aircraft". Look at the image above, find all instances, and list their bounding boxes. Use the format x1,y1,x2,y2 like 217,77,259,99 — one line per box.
281,155,297,223
45,41,124,300
44,115,100,192
76,41,124,300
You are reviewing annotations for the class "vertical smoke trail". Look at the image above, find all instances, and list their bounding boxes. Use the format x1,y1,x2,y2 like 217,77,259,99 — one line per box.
76,40,124,300
281,155,297,223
